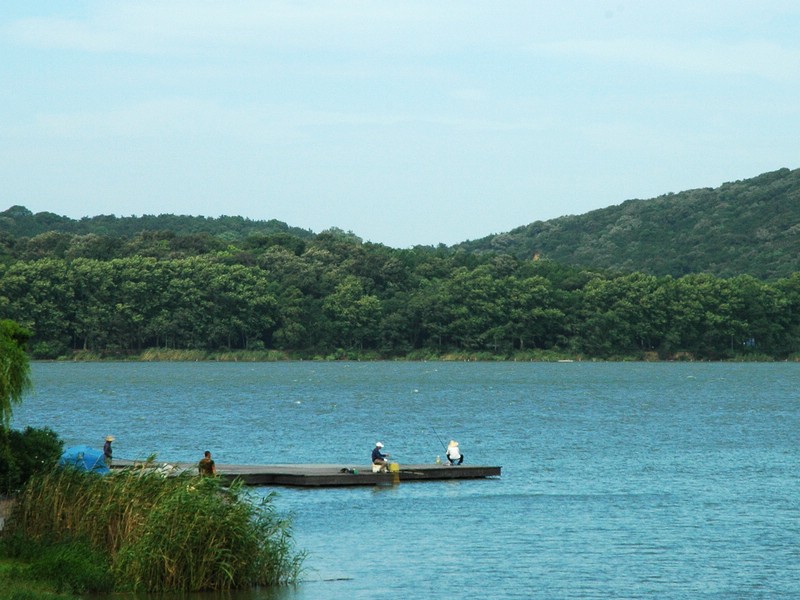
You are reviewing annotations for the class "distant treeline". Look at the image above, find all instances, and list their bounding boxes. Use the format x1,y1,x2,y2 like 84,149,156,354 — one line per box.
1,227,799,360
0,205,315,243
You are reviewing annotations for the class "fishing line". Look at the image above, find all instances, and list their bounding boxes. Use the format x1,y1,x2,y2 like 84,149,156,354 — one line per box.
431,426,448,452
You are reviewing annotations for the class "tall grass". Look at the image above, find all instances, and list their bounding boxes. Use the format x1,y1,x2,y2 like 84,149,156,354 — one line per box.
5,465,304,592
139,348,210,361
211,349,291,362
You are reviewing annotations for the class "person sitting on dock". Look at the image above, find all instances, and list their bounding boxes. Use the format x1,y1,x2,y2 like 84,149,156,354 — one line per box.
446,440,464,465
198,450,216,476
372,441,390,472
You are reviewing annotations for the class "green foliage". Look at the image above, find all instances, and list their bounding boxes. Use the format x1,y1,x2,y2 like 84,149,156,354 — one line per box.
5,466,304,592
2,247,800,360
0,554,84,599
20,539,113,594
0,426,64,495
458,167,800,280
0,206,313,249
30,341,70,360
139,348,210,361
3,169,800,361
2,536,110,598
0,320,32,428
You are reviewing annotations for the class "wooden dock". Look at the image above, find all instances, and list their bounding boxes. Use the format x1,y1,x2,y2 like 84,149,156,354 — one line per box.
115,460,501,487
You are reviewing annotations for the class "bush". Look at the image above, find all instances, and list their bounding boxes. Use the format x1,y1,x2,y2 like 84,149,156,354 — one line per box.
0,427,63,495
30,341,69,360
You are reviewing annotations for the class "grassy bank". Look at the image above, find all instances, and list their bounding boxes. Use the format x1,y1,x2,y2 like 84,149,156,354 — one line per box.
0,539,111,598
1,465,304,593
0,556,82,599
47,347,620,362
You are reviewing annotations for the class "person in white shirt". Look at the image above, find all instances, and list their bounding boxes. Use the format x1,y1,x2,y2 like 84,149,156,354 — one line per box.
446,440,464,465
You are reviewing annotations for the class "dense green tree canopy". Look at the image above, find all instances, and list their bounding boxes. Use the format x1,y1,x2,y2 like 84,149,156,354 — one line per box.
1,242,799,360
3,167,800,361
0,319,31,428
457,167,800,280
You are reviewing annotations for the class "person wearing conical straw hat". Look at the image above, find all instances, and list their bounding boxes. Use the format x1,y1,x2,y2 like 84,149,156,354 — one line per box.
104,435,115,466
446,440,463,465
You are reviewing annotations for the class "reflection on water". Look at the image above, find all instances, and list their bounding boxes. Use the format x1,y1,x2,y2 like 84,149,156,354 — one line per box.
19,362,800,599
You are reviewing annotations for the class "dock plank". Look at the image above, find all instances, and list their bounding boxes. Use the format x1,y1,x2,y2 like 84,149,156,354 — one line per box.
114,460,501,487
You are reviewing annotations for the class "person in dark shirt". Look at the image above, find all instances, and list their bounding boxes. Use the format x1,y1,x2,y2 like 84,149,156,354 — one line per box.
372,441,389,471
198,450,216,476
104,435,115,466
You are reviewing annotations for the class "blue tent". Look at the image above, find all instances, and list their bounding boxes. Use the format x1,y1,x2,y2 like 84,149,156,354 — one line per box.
59,445,110,475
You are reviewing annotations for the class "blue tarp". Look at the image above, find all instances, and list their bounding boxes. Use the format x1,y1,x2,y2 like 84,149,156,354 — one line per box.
59,445,110,474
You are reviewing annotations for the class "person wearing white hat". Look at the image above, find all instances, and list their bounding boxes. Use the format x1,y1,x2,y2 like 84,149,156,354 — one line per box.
104,435,115,466
371,441,390,472
446,440,463,465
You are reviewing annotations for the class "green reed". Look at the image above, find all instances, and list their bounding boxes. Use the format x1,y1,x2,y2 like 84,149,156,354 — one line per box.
5,465,304,592
139,348,210,361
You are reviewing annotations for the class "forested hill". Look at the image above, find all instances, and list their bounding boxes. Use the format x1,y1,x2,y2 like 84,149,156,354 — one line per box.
4,173,800,361
2,166,799,279
0,206,314,241
456,167,800,280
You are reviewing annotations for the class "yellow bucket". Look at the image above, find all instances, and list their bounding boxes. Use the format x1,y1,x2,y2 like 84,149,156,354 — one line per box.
389,462,400,473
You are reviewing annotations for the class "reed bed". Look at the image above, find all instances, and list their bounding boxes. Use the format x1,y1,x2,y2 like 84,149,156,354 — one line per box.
139,348,210,361
212,349,291,362
5,464,304,592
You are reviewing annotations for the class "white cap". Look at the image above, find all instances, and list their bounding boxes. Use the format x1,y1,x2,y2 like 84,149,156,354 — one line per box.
376,441,384,448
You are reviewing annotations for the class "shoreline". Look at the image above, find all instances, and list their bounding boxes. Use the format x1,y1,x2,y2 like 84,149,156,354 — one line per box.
31,350,796,364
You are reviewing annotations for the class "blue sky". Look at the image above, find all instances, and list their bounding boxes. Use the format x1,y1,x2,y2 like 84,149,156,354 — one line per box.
2,2,798,248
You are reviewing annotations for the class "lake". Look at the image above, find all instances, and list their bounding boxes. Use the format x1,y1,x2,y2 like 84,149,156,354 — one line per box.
14,361,800,599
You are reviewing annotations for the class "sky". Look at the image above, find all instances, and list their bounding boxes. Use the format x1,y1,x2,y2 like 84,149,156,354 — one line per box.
2,2,799,248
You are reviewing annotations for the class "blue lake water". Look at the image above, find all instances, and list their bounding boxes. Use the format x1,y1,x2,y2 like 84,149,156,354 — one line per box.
14,361,800,599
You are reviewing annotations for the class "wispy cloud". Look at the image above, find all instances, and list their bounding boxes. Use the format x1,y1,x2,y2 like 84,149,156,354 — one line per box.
4,1,469,55
528,38,800,82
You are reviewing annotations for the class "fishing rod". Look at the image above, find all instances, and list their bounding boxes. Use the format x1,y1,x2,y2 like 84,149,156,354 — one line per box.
431,426,448,453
